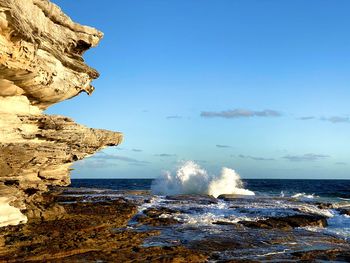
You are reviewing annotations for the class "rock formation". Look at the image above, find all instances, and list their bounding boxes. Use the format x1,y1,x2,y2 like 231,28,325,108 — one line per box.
0,0,122,227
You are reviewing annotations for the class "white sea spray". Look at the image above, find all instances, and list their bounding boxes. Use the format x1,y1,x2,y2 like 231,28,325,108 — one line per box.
151,161,254,198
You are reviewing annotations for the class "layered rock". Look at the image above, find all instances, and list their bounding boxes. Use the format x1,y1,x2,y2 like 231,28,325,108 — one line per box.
0,0,122,227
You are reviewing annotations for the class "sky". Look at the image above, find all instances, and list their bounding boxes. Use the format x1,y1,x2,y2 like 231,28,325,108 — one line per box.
49,0,350,179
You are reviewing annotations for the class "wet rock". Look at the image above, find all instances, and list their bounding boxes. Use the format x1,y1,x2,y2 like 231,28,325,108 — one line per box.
239,214,328,230
166,194,218,205
136,207,181,226
217,194,255,201
144,207,181,217
212,221,237,226
190,237,244,252
338,208,350,216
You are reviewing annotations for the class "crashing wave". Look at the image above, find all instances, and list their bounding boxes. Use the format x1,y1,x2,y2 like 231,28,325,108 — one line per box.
151,161,254,198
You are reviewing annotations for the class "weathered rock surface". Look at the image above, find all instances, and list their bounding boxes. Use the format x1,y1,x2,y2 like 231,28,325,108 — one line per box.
0,0,122,227
166,194,218,205
239,214,328,230
0,196,207,262
136,207,182,226
291,249,350,262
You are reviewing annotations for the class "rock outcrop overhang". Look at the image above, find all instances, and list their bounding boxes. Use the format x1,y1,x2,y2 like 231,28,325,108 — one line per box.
0,0,123,227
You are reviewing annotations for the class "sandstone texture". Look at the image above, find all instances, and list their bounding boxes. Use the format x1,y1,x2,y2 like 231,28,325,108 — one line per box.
0,0,122,227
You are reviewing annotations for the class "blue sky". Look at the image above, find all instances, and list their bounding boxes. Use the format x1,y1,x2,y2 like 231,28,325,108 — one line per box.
49,0,350,179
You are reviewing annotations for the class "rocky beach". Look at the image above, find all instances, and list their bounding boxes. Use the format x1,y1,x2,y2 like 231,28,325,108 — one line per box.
1,187,350,262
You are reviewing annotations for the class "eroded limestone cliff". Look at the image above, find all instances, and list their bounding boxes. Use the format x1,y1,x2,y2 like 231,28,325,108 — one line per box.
0,0,122,227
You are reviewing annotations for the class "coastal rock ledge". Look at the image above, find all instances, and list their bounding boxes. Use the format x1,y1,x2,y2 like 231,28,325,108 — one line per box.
0,0,122,227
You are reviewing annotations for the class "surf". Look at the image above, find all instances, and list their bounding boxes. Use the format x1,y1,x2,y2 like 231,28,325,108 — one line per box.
151,161,254,198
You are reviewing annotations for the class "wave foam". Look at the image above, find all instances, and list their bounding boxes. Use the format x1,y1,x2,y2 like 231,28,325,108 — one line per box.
291,193,316,199
151,161,254,198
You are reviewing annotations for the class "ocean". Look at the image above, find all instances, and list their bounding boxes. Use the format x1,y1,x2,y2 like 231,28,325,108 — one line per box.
71,178,350,201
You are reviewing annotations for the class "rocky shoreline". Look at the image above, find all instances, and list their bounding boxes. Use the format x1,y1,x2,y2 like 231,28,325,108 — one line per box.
0,190,207,262
1,190,349,262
